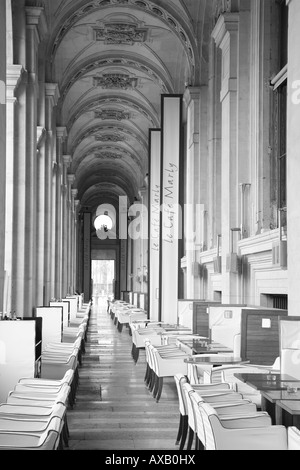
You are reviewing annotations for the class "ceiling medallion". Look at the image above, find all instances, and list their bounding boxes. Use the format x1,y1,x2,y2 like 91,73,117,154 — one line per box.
95,109,130,121
93,74,138,89
95,23,147,45
95,134,126,142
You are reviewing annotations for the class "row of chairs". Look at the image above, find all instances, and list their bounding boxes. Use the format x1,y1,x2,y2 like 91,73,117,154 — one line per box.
0,300,91,450
175,373,300,450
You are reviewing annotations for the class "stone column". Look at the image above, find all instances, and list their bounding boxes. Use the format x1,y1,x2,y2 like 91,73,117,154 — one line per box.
11,68,28,317
4,66,24,316
70,186,78,294
62,156,72,297
55,128,67,300
212,13,239,304
36,128,46,306
74,199,80,293
286,0,300,315
45,85,60,300
0,0,6,316
184,86,208,300
24,6,47,313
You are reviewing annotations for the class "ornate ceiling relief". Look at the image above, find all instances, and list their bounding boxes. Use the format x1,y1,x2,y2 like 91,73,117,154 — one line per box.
93,74,138,89
95,134,126,142
95,109,130,120
94,23,148,45
94,152,122,159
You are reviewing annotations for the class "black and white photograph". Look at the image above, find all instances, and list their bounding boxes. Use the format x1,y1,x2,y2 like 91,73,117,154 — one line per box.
0,0,300,454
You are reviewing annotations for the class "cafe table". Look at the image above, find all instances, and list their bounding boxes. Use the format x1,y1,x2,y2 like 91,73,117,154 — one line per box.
177,338,233,356
234,372,300,427
185,355,247,366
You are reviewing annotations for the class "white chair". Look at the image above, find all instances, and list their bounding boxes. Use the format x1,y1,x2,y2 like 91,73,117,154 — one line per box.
0,416,62,450
182,381,258,450
149,344,188,402
199,401,300,450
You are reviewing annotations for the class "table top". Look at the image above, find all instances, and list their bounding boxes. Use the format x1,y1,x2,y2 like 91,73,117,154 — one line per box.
185,356,245,365
234,373,300,391
261,389,300,402
277,400,300,414
178,338,233,355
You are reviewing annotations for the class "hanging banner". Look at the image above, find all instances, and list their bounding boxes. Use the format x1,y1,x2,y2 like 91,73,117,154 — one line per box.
159,95,183,324
148,129,161,321
120,238,127,292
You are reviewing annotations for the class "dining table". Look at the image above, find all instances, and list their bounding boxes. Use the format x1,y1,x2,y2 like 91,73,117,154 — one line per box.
234,372,300,428
177,338,234,356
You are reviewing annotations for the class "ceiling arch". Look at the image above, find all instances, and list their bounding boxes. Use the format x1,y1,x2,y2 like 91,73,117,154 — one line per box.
42,0,203,213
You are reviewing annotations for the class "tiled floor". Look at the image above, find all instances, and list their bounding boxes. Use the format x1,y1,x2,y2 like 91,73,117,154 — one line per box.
67,297,180,450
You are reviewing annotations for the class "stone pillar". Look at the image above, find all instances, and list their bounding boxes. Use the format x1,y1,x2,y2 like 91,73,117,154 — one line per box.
24,6,47,314
11,68,28,316
45,84,60,301
184,87,208,300
286,0,300,315
0,0,6,316
62,156,72,297
5,66,23,316
70,186,78,294
43,83,59,305
55,128,67,299
74,200,80,293
36,129,46,306
212,13,239,304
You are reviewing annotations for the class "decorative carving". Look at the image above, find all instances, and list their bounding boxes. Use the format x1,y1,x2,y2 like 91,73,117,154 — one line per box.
94,152,122,159
95,23,147,45
93,74,138,89
95,134,126,142
95,109,130,121
214,0,232,22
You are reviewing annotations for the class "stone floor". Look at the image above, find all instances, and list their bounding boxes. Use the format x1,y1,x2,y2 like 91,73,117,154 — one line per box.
67,296,180,450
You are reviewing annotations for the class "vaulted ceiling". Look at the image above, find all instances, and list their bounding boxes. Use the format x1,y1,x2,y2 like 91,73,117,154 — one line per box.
42,0,214,214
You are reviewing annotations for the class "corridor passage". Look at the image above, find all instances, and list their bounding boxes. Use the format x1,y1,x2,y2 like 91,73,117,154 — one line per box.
67,297,180,450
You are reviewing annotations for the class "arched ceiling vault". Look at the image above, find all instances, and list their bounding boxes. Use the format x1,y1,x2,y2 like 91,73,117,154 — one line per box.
43,0,208,211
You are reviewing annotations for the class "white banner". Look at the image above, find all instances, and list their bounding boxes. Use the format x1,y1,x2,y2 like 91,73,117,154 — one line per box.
160,96,183,324
149,129,161,321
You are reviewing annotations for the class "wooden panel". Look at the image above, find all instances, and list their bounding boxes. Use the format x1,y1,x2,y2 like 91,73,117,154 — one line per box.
241,308,288,364
192,301,221,336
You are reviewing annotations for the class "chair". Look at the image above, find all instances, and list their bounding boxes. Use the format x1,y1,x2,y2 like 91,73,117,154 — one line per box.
17,369,76,408
181,381,254,450
189,387,262,449
198,401,300,450
148,344,188,402
202,362,280,408
0,416,62,450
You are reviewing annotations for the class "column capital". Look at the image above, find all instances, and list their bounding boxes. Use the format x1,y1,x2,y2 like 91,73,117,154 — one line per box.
71,189,78,199
138,186,147,199
25,7,48,42
183,86,202,107
211,12,239,49
6,65,27,97
67,174,76,185
63,155,72,167
45,83,60,107
57,127,68,141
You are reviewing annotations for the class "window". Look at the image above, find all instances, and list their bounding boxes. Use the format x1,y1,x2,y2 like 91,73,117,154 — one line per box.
271,0,288,227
